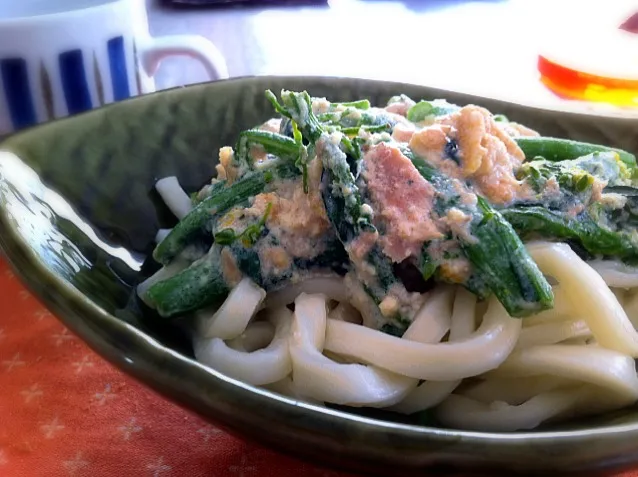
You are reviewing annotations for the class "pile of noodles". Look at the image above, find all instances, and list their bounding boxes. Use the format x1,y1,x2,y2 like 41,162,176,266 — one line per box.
185,240,638,431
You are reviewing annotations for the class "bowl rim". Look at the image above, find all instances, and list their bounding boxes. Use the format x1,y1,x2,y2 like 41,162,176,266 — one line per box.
2,74,638,463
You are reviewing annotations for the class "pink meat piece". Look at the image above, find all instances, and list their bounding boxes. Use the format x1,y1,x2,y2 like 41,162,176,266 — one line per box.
362,143,442,262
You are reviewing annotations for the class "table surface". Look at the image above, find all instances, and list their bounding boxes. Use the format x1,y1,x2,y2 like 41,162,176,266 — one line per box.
147,0,638,113
3,1,638,476
149,0,558,103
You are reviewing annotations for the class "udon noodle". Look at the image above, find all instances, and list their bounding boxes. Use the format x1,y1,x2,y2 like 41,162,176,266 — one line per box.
189,241,638,431
138,89,638,431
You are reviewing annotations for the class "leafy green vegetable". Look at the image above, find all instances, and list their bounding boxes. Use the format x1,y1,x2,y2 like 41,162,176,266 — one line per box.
153,162,297,265
518,152,630,192
291,121,309,193
406,99,459,123
331,99,370,110
214,203,273,247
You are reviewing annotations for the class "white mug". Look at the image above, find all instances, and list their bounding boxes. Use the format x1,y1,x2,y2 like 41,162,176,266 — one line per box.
0,0,229,135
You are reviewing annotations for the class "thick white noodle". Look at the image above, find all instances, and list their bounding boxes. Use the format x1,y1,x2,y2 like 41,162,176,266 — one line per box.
155,176,193,219
343,273,389,330
265,376,325,406
289,293,415,407
403,286,454,343
527,242,638,356
136,258,190,307
443,343,638,431
435,388,582,431
587,259,638,288
516,320,590,349
567,384,638,418
226,320,275,352
328,302,362,324
193,309,292,386
460,376,573,405
611,287,627,307
198,277,266,340
521,286,573,328
449,288,479,339
155,228,172,244
484,344,638,401
624,291,638,329
390,287,477,414
324,295,521,381
560,336,592,346
264,276,346,309
186,238,638,431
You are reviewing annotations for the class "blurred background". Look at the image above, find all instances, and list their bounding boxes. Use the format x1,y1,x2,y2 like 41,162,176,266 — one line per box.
148,0,638,111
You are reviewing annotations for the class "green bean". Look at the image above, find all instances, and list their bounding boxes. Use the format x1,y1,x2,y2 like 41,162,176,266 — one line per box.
515,136,637,174
153,163,298,265
145,246,230,317
502,206,638,262
410,157,554,317
235,129,301,167
464,198,554,316
331,99,370,110
517,152,630,197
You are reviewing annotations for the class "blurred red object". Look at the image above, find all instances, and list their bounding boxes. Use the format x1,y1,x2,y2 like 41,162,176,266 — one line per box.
538,10,638,107
620,11,638,33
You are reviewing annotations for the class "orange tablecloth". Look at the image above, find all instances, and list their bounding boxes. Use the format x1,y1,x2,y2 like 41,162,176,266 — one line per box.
0,258,359,477
0,256,635,477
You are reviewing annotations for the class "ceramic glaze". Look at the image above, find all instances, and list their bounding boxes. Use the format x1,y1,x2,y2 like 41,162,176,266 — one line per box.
0,77,637,475
0,0,228,135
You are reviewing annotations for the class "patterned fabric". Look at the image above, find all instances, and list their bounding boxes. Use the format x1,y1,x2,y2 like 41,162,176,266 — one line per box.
0,256,633,477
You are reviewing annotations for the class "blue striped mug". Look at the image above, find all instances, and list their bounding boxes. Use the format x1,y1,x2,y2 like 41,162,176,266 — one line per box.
0,0,229,135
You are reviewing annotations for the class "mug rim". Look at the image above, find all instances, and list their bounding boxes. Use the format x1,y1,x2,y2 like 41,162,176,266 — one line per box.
0,0,132,25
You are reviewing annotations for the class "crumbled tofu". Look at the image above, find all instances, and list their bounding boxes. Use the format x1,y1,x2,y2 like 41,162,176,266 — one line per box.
379,295,400,318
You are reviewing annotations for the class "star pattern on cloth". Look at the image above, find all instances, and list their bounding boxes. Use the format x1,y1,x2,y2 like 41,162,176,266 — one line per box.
51,328,74,347
118,418,143,441
34,310,53,322
146,456,171,477
72,355,95,375
20,383,43,404
93,383,116,406
0,258,380,477
63,452,90,476
41,416,65,439
197,425,223,443
228,452,257,477
3,353,26,372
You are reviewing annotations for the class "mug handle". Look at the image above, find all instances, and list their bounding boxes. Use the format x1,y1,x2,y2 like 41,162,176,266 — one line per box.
138,35,229,81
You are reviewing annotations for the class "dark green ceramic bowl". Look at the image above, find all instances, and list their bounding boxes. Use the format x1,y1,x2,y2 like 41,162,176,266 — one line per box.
1,77,638,476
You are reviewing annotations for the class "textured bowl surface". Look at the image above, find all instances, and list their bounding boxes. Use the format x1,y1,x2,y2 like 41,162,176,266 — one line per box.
1,77,638,476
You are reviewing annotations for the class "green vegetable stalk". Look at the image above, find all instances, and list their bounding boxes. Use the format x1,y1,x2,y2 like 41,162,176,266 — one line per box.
517,152,631,193
502,207,638,263
515,136,637,175
406,99,460,123
145,245,230,317
153,162,298,265
410,156,554,317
